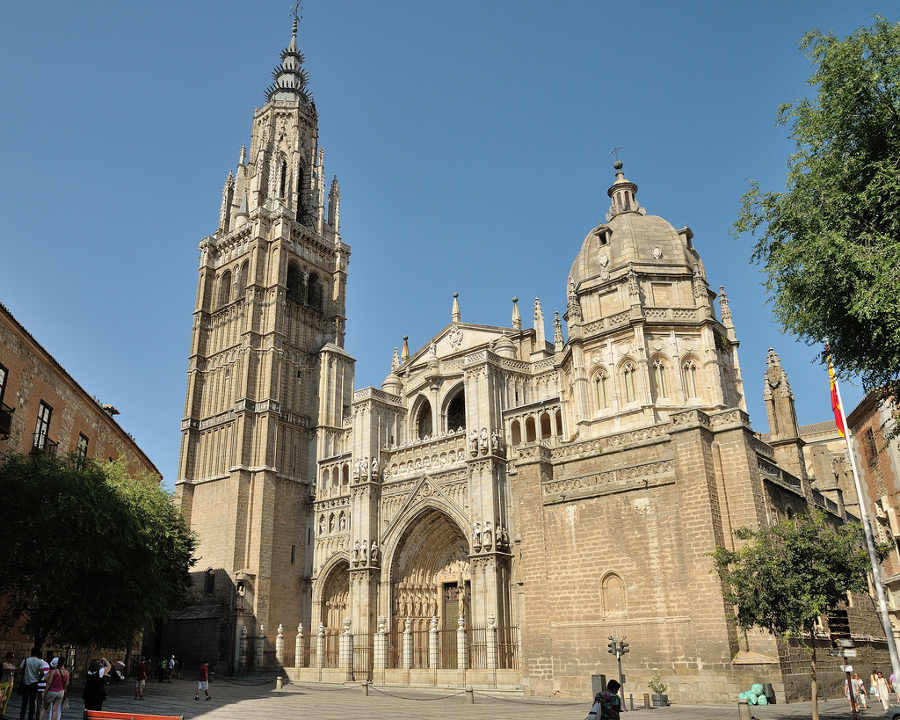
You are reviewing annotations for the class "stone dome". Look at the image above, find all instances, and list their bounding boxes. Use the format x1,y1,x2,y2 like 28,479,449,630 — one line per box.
568,163,697,287
382,371,402,395
493,334,516,359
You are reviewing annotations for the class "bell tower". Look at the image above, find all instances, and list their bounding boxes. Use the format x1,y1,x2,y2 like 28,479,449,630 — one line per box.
174,16,352,670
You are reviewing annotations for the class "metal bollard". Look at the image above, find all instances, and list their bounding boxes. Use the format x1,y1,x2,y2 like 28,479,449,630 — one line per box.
466,687,475,704
738,699,751,720
275,675,283,690
629,693,634,711
363,681,369,696
643,693,651,710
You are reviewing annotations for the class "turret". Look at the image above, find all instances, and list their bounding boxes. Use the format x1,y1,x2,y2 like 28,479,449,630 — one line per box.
764,348,808,480
327,175,341,236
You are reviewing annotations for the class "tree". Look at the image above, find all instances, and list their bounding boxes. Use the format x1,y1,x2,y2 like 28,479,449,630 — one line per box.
734,18,900,401
713,511,877,720
0,453,195,652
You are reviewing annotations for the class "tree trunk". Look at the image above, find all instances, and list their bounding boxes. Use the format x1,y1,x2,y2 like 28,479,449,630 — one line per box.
809,625,819,720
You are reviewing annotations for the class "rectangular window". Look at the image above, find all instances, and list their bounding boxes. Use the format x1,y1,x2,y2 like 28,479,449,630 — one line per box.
76,433,89,465
34,401,52,449
0,363,8,405
291,544,296,565
866,428,878,467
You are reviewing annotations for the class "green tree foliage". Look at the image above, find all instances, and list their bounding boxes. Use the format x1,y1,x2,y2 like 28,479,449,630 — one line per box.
0,453,195,651
734,18,900,398
713,511,876,718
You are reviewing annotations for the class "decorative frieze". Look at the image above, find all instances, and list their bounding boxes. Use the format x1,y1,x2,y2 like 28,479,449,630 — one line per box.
542,458,675,500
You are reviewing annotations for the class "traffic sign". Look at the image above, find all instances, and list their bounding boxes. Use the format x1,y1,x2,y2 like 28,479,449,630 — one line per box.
841,665,854,673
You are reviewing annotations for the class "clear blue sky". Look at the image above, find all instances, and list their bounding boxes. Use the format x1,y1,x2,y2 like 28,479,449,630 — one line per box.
0,1,889,488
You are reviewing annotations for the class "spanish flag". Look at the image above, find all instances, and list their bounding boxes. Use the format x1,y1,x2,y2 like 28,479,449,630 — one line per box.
828,358,846,438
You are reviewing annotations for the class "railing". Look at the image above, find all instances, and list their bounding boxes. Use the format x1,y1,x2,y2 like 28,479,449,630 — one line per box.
31,431,58,457
322,632,339,668
439,628,457,670
352,633,372,680
411,629,429,669
468,627,488,670
388,629,402,668
382,430,467,480
497,626,520,669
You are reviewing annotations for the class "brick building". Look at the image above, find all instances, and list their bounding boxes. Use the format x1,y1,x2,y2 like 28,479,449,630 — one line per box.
172,17,890,704
0,301,161,659
847,394,900,645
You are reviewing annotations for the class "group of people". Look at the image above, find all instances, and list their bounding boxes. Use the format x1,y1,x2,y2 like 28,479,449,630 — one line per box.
846,669,899,711
11,649,72,720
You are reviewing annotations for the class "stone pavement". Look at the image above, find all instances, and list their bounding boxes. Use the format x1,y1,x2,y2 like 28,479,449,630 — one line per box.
4,676,891,720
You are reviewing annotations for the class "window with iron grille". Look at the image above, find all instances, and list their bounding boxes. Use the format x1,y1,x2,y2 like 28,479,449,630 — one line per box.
76,433,89,465
866,428,878,467
0,363,8,405
34,401,52,449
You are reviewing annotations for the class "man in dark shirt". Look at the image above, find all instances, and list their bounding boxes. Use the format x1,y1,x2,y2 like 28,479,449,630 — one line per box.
135,658,147,700
18,649,43,720
595,679,622,720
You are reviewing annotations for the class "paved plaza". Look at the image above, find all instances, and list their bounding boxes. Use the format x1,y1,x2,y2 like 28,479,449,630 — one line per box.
3,675,891,720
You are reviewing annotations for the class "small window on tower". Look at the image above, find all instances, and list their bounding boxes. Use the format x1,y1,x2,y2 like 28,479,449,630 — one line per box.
279,159,288,198
290,544,296,565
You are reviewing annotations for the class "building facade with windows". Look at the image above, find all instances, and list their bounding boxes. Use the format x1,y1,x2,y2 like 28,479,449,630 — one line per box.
173,19,890,704
0,302,160,476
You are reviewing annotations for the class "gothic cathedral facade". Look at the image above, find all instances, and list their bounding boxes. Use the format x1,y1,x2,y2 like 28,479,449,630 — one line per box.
173,20,888,703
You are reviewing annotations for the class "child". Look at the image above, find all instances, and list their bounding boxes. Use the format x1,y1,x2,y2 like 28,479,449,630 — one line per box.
194,661,211,701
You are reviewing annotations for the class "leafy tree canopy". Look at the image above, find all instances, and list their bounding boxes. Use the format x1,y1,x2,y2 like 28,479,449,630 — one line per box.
0,454,195,651
734,17,900,398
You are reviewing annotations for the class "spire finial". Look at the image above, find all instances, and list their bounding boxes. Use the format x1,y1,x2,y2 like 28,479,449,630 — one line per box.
451,292,460,323
401,336,410,363
239,144,247,165
391,347,400,370
553,311,564,351
511,297,521,331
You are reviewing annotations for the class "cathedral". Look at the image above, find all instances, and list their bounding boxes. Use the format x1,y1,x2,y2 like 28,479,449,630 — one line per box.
171,18,889,704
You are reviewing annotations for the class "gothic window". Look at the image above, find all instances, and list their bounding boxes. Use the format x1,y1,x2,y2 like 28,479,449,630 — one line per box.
286,263,305,303
238,261,249,298
296,163,306,222
307,273,322,311
321,468,330,496
682,359,698,398
602,573,626,615
510,420,521,446
446,390,466,432
279,158,288,198
653,358,668,398
415,399,433,440
342,464,350,487
594,369,609,410
525,416,536,443
555,409,563,436
218,270,232,307
621,361,637,404
33,401,52,450
540,412,551,439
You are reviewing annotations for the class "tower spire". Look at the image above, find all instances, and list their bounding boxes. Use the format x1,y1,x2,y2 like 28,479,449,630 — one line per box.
265,14,312,104
511,297,521,330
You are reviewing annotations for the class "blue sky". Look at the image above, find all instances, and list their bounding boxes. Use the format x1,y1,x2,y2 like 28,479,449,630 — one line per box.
0,1,889,487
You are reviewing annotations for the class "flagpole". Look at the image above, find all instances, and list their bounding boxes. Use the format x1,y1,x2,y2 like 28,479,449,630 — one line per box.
832,370,900,679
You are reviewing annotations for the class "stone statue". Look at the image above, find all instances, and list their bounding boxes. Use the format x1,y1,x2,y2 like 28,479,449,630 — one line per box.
318,516,325,535
490,429,502,452
339,513,347,532
361,543,368,564
377,617,386,634
360,457,369,475
480,427,489,454
469,429,479,456
370,541,379,563
472,521,482,551
353,540,360,562
482,520,493,551
371,456,378,478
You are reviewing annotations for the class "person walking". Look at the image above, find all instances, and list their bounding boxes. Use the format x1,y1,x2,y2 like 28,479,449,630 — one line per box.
39,658,66,720
18,649,43,720
194,661,211,702
166,656,175,683
846,672,868,710
591,679,621,720
877,671,892,711
134,657,147,700
82,659,110,711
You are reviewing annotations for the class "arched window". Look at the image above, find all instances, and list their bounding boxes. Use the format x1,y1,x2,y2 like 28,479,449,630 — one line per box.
415,400,432,440
218,270,232,307
308,273,322,310
622,361,637,403
510,420,521,446
682,359,698,398
279,158,288,198
321,468,330,497
286,263,305,302
555,409,563,436
238,261,249,299
525,416,536,443
342,464,350,487
540,412,551,439
653,358,668,398
594,369,609,410
446,390,466,432
331,471,339,494
602,573,626,615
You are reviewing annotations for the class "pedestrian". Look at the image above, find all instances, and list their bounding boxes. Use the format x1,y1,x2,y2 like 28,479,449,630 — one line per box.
39,658,67,720
167,655,175,683
135,657,147,700
846,672,867,710
158,658,165,684
82,658,110,711
194,660,211,702
591,679,621,720
1,652,18,718
18,649,43,720
877,671,891,711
